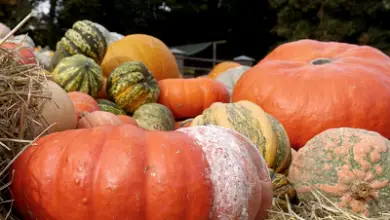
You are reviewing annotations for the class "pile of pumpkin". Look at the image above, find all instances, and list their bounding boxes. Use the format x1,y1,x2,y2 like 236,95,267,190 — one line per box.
6,19,390,220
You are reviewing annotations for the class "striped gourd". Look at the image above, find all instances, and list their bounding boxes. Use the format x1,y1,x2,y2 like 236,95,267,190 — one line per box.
106,61,160,113
49,20,107,70
191,100,281,169
266,113,292,173
51,54,104,98
269,168,297,210
96,99,126,115
133,103,175,131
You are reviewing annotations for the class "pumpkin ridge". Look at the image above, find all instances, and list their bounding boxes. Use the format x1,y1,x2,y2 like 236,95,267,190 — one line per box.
61,37,82,55
72,22,105,61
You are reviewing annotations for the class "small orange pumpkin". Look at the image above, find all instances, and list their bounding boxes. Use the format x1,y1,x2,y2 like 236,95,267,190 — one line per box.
77,111,123,128
68,91,100,120
208,61,241,79
158,78,230,119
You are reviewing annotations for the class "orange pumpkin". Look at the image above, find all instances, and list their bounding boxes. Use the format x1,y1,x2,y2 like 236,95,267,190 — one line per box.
158,78,230,119
77,111,123,128
68,91,100,120
11,125,272,220
208,61,241,79
117,115,138,126
101,34,180,81
1,42,37,64
232,39,390,149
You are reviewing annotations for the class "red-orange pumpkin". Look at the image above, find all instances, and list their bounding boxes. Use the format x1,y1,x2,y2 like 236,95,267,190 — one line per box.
117,115,138,126
1,42,37,64
158,78,230,119
77,111,123,128
68,91,100,120
11,125,272,220
232,39,390,149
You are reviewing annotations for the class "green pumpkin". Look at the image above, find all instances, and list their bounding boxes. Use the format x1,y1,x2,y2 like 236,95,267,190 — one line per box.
106,61,160,113
51,54,104,98
269,168,297,210
133,103,175,131
49,20,107,70
97,99,126,115
266,113,292,174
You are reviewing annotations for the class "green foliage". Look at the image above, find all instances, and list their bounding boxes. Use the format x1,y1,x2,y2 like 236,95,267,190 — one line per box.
269,0,390,54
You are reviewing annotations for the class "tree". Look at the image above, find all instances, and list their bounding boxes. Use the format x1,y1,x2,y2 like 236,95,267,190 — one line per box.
268,0,390,54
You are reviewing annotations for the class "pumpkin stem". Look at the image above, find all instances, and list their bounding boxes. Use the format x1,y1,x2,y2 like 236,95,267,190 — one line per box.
310,58,332,65
350,181,372,200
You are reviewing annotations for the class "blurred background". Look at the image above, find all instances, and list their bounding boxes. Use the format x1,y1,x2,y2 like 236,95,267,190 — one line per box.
1,0,390,74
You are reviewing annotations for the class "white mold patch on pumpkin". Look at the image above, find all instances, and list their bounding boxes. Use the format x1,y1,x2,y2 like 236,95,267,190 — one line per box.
178,125,271,220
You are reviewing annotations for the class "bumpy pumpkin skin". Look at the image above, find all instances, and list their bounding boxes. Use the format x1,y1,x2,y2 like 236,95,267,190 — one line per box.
133,103,175,131
49,20,107,70
191,100,284,170
52,54,104,98
96,99,126,115
288,127,390,217
157,78,230,119
106,61,160,113
101,34,180,80
232,39,390,150
11,125,272,220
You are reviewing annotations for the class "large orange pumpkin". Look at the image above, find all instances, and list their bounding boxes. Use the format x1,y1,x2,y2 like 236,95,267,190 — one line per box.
158,78,230,119
232,39,390,149
208,61,241,79
11,125,272,220
100,34,180,81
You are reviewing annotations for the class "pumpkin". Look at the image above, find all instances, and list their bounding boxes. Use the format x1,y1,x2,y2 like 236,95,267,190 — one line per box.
11,125,272,220
288,127,390,217
157,78,230,119
117,115,138,126
51,54,104,98
100,34,180,80
215,65,250,99
208,61,241,79
266,113,292,173
41,81,77,134
96,77,108,99
269,169,297,210
232,39,390,150
106,61,160,113
77,111,123,128
49,20,107,70
68,91,100,120
96,99,126,115
174,118,193,129
191,100,290,172
133,103,175,131
1,42,37,64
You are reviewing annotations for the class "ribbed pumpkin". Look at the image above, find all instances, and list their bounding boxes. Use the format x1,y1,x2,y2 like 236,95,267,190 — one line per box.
96,99,126,115
269,169,297,210
106,61,160,113
100,34,180,80
51,54,104,98
191,100,290,172
133,103,175,131
208,61,241,79
266,113,292,173
232,39,390,150
157,78,230,119
11,125,272,220
288,127,390,217
49,20,107,70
